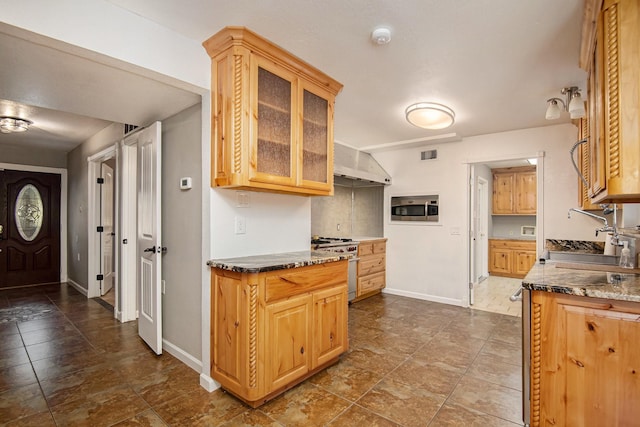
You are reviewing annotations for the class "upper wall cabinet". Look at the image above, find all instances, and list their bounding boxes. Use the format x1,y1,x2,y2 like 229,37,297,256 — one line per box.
580,0,640,203
492,166,537,215
203,27,343,196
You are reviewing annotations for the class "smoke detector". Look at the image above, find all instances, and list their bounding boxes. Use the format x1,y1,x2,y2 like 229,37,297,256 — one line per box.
371,27,391,45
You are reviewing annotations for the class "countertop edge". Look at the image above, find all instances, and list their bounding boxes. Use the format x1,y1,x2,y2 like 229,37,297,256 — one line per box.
207,250,351,273
522,262,640,303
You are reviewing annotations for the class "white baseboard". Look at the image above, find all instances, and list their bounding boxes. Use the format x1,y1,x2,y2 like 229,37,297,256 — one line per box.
200,374,220,392
66,279,88,296
382,288,464,307
162,338,202,373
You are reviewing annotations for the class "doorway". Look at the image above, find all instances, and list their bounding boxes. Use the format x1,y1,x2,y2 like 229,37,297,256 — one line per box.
0,169,61,288
467,155,543,315
100,159,116,306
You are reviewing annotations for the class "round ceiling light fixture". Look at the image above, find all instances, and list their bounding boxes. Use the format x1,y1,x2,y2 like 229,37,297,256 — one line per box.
405,102,455,130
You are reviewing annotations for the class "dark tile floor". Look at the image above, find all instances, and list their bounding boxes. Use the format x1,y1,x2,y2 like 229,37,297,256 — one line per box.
0,283,523,426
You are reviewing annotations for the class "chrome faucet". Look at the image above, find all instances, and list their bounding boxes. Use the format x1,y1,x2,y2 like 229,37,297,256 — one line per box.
568,204,620,242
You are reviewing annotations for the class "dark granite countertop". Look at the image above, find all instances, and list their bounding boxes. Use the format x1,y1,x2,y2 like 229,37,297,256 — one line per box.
523,261,640,303
207,251,351,273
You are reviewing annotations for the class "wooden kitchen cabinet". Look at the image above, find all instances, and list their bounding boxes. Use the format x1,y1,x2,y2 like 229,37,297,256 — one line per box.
355,238,387,301
530,291,640,426
580,0,640,203
489,239,536,278
492,166,536,215
211,260,348,407
203,27,343,196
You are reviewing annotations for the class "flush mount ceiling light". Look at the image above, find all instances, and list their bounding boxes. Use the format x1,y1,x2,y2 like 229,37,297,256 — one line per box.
545,86,585,120
0,116,33,134
405,102,455,130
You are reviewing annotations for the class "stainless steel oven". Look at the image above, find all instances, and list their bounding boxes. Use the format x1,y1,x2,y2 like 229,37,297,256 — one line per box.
391,195,439,222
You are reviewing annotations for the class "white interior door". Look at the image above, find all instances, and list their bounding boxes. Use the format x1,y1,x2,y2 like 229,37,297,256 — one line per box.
101,163,114,296
136,122,162,354
478,177,489,279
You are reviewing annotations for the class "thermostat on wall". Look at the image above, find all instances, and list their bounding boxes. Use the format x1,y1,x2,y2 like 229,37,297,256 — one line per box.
180,177,192,190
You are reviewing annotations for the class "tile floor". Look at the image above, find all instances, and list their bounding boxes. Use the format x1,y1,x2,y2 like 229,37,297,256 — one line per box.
471,275,523,317
0,283,523,426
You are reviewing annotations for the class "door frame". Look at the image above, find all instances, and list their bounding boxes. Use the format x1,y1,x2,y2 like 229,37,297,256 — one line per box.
0,162,67,284
87,145,118,303
465,152,545,307
87,140,139,322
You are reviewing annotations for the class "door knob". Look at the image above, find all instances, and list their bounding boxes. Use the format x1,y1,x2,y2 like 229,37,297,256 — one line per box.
143,246,156,253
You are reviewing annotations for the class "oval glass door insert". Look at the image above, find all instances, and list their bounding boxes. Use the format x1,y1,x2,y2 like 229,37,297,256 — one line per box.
15,184,44,242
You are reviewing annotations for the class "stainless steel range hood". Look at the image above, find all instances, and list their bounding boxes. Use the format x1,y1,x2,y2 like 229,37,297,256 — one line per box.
333,143,391,186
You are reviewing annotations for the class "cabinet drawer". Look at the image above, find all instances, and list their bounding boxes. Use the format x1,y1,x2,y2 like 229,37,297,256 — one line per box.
358,271,385,295
358,254,385,276
358,240,386,257
266,261,347,302
489,239,535,251
358,242,374,256
373,241,386,254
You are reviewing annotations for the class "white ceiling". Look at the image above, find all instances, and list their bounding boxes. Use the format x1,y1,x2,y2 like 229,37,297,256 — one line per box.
0,0,586,153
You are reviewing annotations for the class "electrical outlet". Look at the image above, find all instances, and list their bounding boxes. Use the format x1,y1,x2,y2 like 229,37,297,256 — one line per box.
235,216,246,234
162,280,166,294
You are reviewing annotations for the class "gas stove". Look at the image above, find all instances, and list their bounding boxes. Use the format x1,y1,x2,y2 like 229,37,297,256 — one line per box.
311,237,358,253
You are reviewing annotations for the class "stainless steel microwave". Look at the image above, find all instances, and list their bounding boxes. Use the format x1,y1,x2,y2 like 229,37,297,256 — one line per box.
391,195,439,222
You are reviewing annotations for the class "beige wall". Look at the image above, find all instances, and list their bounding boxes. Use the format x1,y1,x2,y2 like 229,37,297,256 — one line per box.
160,103,202,360
0,143,67,168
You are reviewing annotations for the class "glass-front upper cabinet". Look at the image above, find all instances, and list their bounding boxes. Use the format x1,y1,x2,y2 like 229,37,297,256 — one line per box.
203,26,343,196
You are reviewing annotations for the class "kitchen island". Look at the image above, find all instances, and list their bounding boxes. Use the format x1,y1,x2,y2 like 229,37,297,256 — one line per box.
522,261,640,426
207,251,350,407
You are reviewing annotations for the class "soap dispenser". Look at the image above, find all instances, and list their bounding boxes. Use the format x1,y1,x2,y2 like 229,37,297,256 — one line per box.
619,241,633,268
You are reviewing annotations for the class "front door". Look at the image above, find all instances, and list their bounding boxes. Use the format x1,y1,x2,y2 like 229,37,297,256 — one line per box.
0,170,61,288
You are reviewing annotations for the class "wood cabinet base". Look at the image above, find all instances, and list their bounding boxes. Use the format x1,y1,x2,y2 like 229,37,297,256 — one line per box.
220,357,340,408
211,261,348,407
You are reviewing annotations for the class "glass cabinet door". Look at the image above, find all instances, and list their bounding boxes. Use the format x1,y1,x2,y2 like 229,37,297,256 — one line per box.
253,60,296,184
301,87,330,186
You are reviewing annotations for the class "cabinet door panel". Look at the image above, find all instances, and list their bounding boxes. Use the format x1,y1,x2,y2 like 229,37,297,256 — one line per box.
212,273,245,389
252,57,297,186
514,250,536,277
516,172,537,214
265,294,312,391
300,84,330,187
492,173,514,214
489,247,511,275
313,286,347,368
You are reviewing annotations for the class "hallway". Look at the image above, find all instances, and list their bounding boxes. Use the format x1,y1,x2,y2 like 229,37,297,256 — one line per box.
1,283,522,426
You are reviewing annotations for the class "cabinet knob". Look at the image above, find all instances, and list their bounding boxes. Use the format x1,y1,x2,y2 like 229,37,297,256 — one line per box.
234,321,239,328
300,346,304,354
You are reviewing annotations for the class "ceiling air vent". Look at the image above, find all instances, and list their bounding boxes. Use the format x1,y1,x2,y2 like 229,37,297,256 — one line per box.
124,124,139,135
421,149,437,160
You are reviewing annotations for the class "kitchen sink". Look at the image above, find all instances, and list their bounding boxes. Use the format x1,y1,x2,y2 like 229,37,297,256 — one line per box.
546,251,619,266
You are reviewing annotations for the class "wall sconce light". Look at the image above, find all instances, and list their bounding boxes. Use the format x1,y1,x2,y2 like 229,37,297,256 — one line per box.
545,86,585,120
405,102,455,130
0,116,33,133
